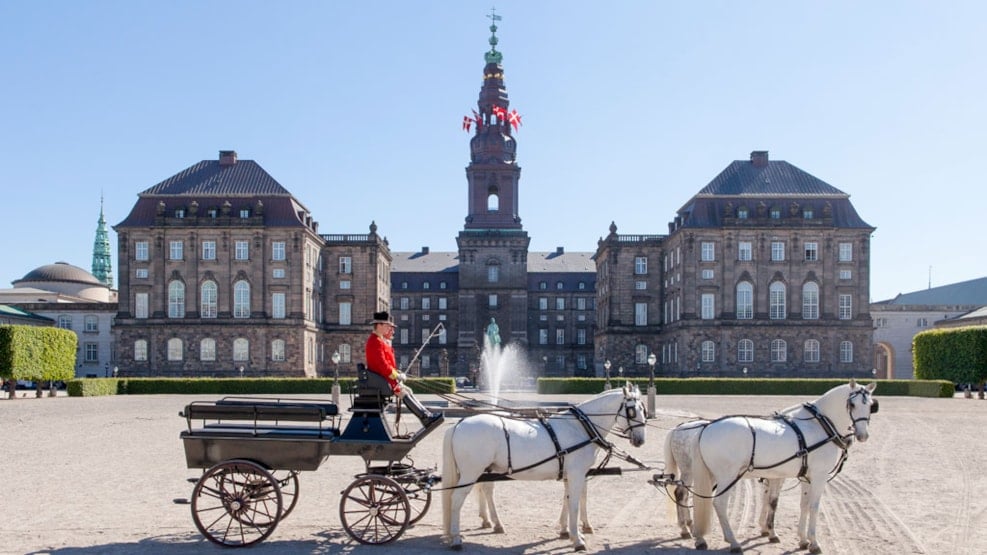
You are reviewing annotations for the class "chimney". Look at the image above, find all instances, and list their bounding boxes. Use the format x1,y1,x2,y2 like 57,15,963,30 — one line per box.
422,246,430,254
750,150,769,168
555,246,564,255
219,150,238,166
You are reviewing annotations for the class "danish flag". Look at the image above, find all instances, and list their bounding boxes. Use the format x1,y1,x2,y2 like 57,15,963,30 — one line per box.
462,115,472,132
508,109,522,131
491,105,506,120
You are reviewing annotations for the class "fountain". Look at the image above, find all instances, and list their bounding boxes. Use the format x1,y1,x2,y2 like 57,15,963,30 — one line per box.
480,318,532,399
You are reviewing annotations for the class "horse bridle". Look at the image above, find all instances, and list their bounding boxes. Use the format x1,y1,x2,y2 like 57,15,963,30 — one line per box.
615,393,647,437
846,388,878,428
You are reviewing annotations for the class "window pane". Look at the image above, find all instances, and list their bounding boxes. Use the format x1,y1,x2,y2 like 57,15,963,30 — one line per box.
233,281,250,318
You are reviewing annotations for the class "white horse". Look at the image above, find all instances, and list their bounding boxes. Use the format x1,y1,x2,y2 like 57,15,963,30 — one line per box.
691,379,878,553
441,383,647,551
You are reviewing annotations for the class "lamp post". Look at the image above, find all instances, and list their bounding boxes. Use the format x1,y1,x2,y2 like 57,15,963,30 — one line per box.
238,365,244,378
743,367,748,377
331,351,342,405
646,353,657,419
112,366,118,378
604,360,612,391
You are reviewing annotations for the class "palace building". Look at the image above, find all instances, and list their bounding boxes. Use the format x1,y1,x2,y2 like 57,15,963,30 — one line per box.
110,16,874,380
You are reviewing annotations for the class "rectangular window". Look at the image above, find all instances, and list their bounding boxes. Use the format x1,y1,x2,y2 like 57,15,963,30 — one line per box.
556,329,565,345
839,269,852,280
438,297,447,310
489,294,498,308
201,339,216,361
421,297,431,310
421,355,431,369
272,293,286,319
272,241,286,261
738,340,754,363
339,280,351,289
701,269,714,280
701,294,715,320
539,329,548,345
235,240,249,260
804,340,821,363
840,341,854,363
771,340,787,362
555,297,565,310
804,242,818,261
135,268,148,279
539,297,549,310
400,328,409,345
701,242,715,262
134,340,147,361
169,241,183,260
577,328,586,345
135,293,149,319
839,294,852,320
701,341,715,362
400,297,410,310
202,241,216,260
135,241,149,261
634,303,647,326
239,208,250,219
84,343,99,362
635,280,647,290
273,268,285,279
839,242,853,262
84,315,98,332
488,265,499,282
738,241,752,261
634,256,647,275
339,302,352,325
771,241,785,262
577,297,586,310
271,340,285,362
339,256,352,274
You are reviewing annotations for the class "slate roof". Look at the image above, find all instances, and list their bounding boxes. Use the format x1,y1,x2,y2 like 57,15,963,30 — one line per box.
116,155,313,229
390,251,596,274
528,251,595,273
874,276,987,306
675,153,873,230
390,252,461,273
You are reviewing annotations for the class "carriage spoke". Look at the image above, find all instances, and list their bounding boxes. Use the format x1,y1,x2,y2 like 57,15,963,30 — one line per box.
339,475,410,545
191,460,283,547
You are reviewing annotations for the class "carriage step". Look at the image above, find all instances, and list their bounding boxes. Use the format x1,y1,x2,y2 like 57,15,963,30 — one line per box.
173,498,190,505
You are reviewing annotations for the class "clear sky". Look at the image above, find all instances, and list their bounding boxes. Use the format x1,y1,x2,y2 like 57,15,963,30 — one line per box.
2,1,984,303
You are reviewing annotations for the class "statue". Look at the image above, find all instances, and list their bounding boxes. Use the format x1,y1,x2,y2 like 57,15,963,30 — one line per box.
485,317,501,347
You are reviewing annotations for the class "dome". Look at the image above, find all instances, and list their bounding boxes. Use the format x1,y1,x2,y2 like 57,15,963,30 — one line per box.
15,262,103,286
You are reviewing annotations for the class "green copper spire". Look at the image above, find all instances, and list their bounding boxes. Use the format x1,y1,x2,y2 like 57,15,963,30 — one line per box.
484,7,503,64
91,194,113,288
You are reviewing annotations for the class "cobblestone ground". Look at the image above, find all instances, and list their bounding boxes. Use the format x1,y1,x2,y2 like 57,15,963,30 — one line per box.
1,391,983,554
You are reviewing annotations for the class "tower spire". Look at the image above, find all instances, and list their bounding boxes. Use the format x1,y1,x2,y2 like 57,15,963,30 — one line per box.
91,194,113,288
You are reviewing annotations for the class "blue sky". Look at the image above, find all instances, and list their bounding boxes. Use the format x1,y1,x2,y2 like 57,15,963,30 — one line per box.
2,1,984,302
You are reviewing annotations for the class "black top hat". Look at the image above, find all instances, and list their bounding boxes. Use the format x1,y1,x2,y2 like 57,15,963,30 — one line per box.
371,311,395,326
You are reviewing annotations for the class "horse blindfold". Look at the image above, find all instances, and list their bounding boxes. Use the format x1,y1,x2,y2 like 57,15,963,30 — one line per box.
869,399,879,414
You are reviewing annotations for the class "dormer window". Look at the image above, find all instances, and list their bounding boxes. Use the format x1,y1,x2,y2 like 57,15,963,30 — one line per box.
239,209,250,219
803,209,814,219
737,207,749,219
174,208,185,218
207,208,218,218
770,208,781,219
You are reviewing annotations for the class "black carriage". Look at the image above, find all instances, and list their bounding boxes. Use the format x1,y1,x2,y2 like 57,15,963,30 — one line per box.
179,367,444,547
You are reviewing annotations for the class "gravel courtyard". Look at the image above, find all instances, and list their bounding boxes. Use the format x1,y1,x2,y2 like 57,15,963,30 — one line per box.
1,390,983,555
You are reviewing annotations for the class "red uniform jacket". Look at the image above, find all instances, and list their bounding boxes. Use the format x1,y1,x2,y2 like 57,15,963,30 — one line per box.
365,332,401,394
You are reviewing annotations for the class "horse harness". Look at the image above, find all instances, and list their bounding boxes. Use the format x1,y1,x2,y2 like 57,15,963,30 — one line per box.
498,396,643,480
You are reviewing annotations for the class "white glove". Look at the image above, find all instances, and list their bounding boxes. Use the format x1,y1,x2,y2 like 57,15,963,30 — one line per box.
397,372,407,382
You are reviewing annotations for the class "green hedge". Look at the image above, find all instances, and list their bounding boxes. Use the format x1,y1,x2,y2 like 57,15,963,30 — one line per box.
536,377,952,397
914,326,987,386
66,377,456,397
0,325,77,383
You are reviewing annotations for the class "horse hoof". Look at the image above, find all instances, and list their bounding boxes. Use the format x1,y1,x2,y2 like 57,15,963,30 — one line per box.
559,531,570,539
574,545,587,552
809,546,822,554
493,525,504,534
582,525,594,534
450,545,463,551
769,536,780,544
695,541,707,550
730,547,742,554
799,541,810,549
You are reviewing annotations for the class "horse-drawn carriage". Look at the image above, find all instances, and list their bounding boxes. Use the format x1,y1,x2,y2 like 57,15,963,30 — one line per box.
179,366,444,547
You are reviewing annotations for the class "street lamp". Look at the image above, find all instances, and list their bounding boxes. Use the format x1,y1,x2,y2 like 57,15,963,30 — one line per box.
743,367,748,377
604,360,612,390
238,366,244,378
646,353,657,419
331,351,342,405
112,366,118,378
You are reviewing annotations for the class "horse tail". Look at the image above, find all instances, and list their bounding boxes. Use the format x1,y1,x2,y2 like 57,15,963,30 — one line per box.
663,429,680,521
691,434,714,540
441,424,459,538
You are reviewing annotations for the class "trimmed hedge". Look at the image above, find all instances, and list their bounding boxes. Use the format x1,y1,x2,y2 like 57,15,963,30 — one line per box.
914,326,987,386
536,377,952,397
0,325,77,383
66,377,456,397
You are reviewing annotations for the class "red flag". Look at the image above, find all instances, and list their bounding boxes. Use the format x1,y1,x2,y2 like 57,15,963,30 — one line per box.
508,109,522,131
472,109,483,130
491,105,506,119
462,115,472,132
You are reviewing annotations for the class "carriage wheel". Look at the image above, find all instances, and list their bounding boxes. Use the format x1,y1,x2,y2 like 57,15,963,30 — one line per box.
402,480,432,525
339,474,410,545
272,470,300,520
191,459,283,547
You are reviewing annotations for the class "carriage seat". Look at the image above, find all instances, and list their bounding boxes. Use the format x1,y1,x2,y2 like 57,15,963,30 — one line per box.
353,363,394,413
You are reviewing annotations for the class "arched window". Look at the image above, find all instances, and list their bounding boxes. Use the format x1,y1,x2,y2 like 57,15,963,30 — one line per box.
804,339,820,362
134,339,148,361
200,338,216,361
168,281,185,318
271,339,286,362
771,339,787,362
233,338,249,362
201,280,217,319
769,282,786,320
802,282,819,320
167,338,183,361
487,192,499,211
737,339,754,362
701,340,715,362
736,281,753,319
233,280,250,318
